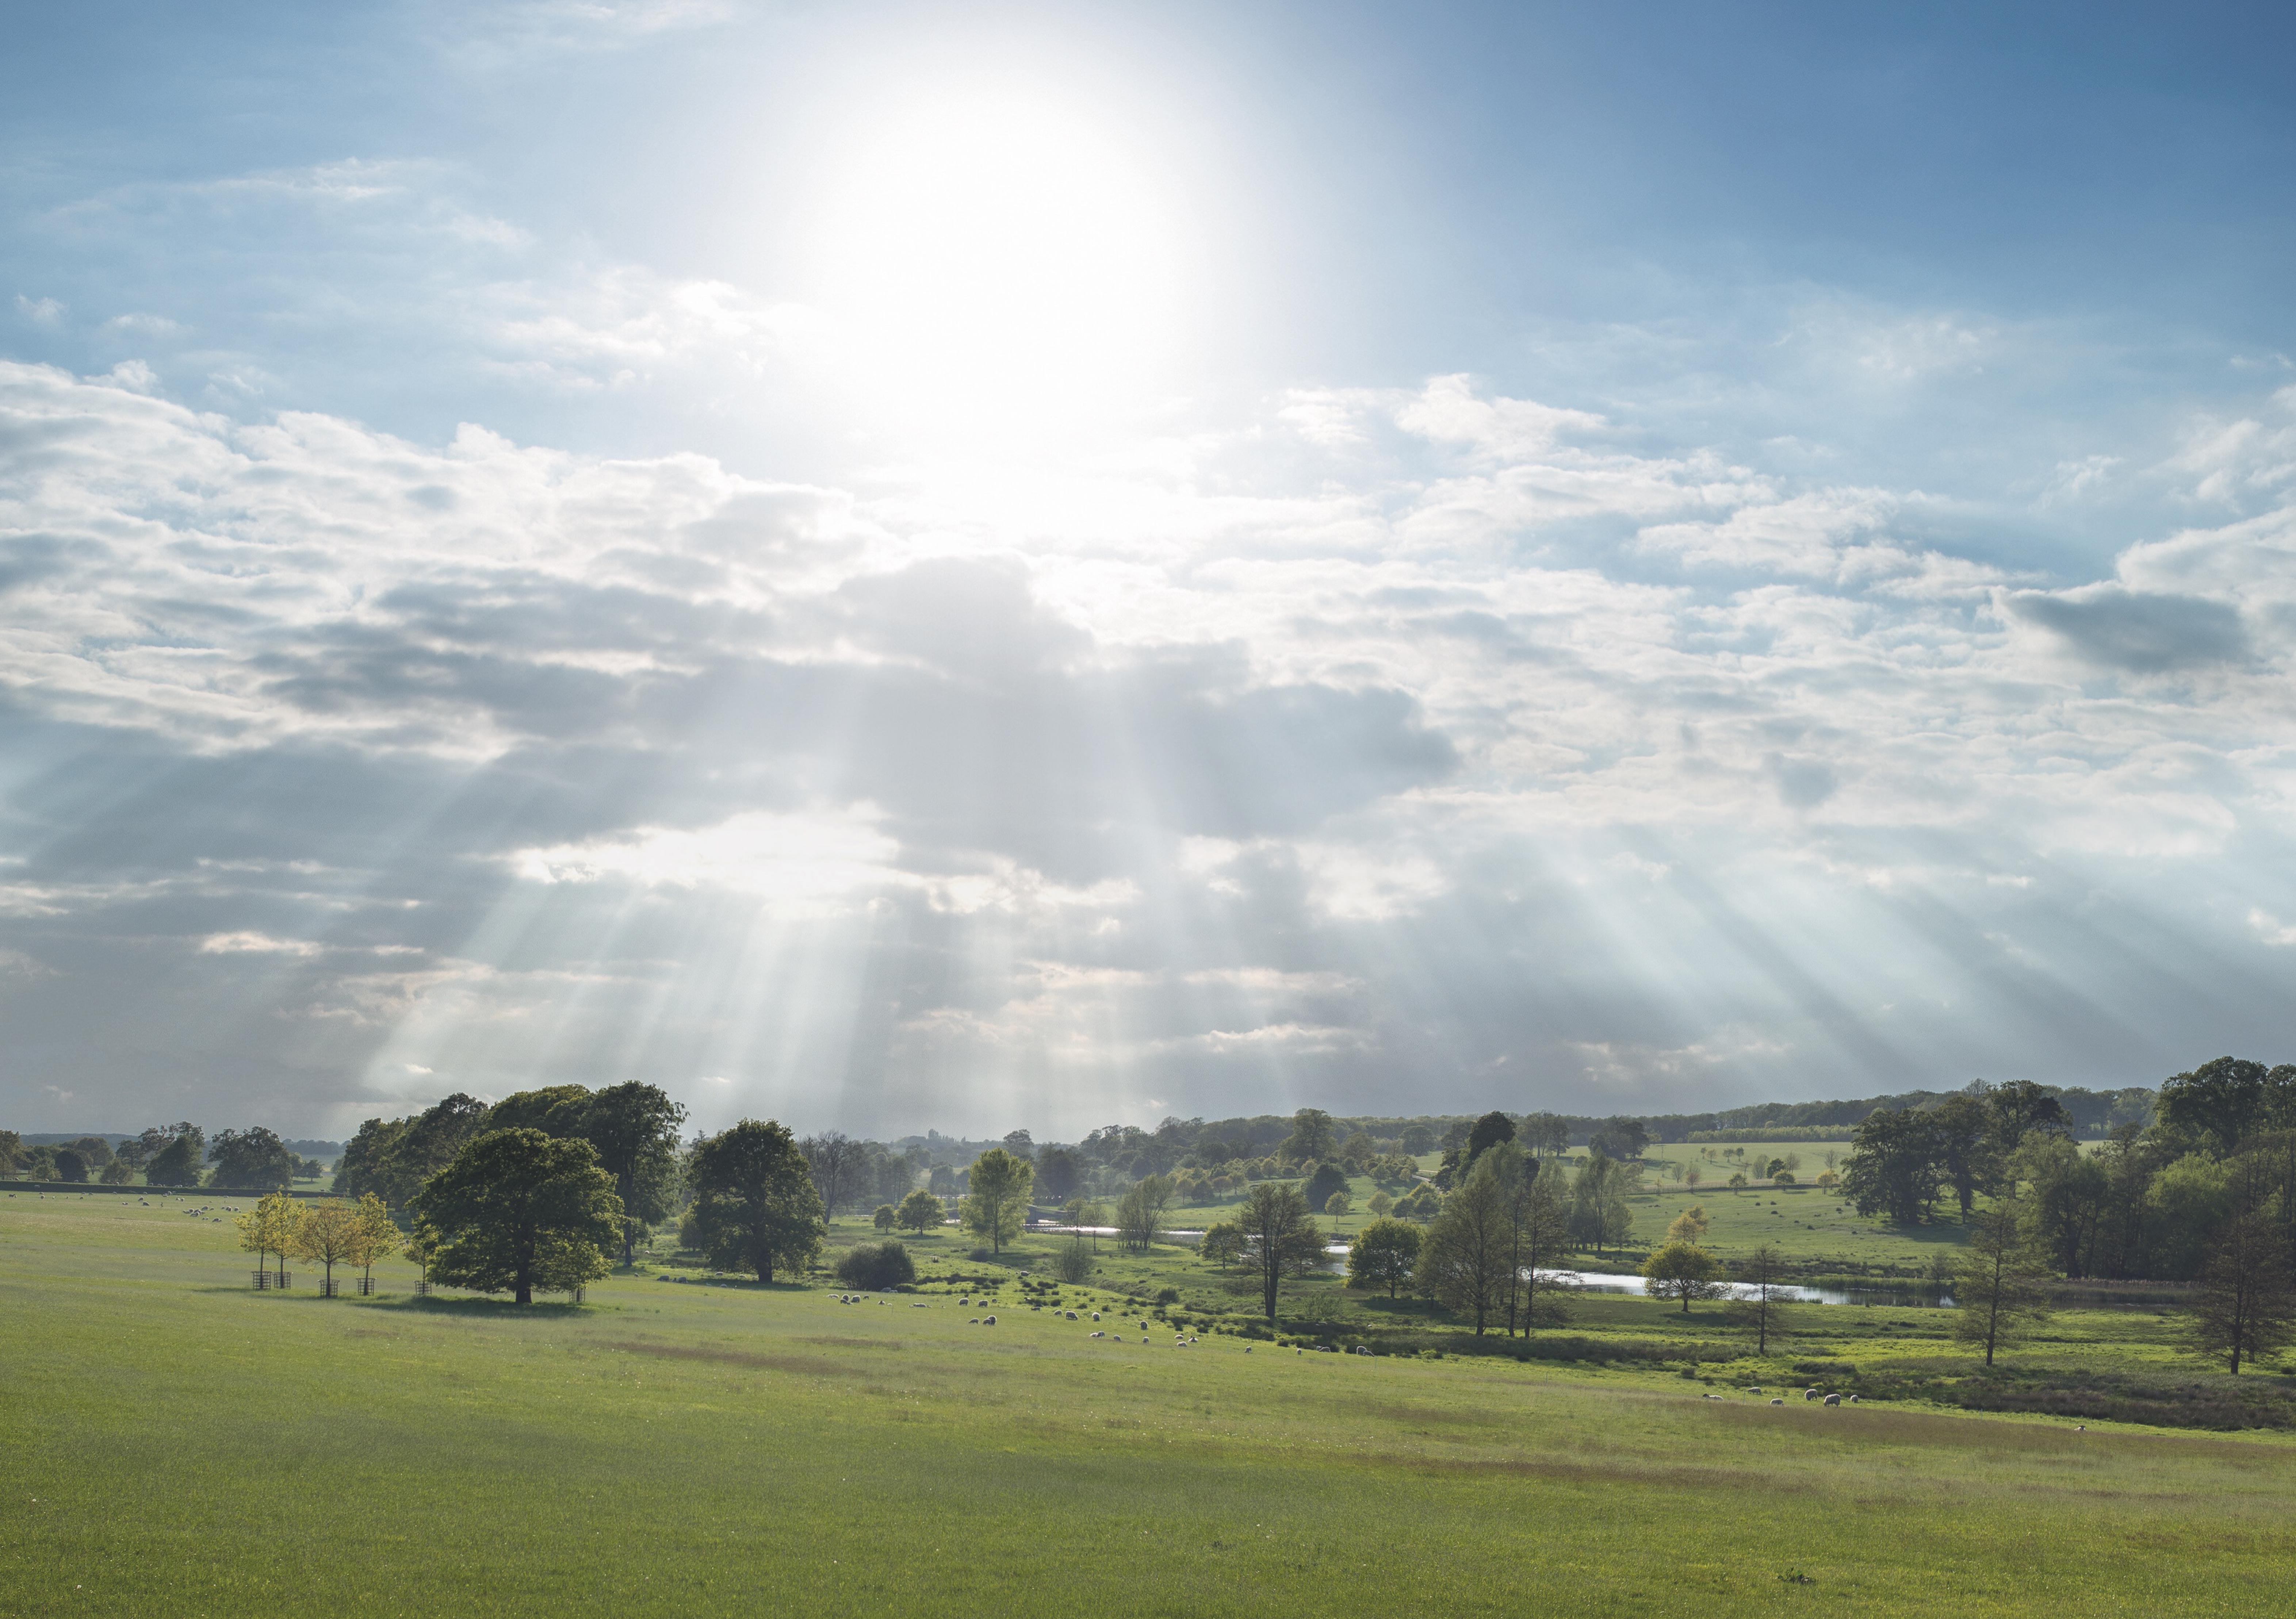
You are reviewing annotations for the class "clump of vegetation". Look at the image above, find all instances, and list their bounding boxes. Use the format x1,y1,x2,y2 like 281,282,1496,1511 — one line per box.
835,1240,917,1290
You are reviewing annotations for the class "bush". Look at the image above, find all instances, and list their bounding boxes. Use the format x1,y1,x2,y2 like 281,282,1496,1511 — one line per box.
835,1241,917,1290
1051,1243,1094,1283
1154,1286,1180,1305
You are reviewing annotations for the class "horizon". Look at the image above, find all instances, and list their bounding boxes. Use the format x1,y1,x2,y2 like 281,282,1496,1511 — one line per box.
5,3,2296,1139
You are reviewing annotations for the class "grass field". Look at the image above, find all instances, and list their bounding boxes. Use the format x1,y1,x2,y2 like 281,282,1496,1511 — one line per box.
7,1190,2296,1616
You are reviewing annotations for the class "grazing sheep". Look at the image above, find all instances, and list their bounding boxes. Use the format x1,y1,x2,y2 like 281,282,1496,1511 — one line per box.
968,1317,980,1323
1847,1394,1860,1404
1771,1399,1785,1406
1748,1386,1762,1394
983,1315,996,1325
1823,1393,1841,1407
1804,1388,1821,1400
1090,1312,1100,1321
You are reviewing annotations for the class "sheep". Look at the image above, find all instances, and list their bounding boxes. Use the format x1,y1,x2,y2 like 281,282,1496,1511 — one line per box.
1803,1388,1821,1401
1090,1311,1101,1321
1847,1394,1860,1404
1770,1398,1785,1406
982,1315,996,1325
1823,1393,1841,1407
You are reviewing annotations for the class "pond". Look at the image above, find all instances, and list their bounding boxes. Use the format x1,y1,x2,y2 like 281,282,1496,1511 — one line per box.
1535,1268,1956,1308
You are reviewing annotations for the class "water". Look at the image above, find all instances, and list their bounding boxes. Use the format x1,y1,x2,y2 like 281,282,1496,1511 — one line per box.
1537,1269,1955,1308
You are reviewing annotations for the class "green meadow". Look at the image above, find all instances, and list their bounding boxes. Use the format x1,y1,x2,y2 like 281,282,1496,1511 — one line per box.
7,1190,2296,1617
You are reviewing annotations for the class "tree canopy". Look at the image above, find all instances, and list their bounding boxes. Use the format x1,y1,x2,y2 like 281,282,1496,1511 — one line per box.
682,1119,824,1284
410,1128,621,1305
1347,1217,1423,1297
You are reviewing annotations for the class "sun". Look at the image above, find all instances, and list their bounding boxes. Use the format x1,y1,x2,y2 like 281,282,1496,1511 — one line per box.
801,84,1193,445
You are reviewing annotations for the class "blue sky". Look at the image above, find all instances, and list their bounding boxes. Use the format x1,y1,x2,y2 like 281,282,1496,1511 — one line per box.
3,2,2295,1138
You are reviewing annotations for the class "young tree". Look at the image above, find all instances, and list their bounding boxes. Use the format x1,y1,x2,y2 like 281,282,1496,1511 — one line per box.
348,1193,399,1290
1347,1217,1423,1297
1726,1243,1793,1354
573,1082,686,1266
2188,1210,2296,1374
962,1148,1036,1255
1666,1205,1711,1244
293,1200,363,1294
1323,1190,1352,1217
1953,1202,2052,1367
234,1190,304,1285
1199,1219,1246,1271
1237,1181,1324,1322
1417,1149,1516,1334
873,1203,898,1234
683,1120,824,1283
1641,1240,1726,1313
411,1129,623,1305
896,1188,942,1236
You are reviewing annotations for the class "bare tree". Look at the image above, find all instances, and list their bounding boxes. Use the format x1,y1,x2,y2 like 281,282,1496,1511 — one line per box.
801,1131,866,1217
1726,1243,1793,1355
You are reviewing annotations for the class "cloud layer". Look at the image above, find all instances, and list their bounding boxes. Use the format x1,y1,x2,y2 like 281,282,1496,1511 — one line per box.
5,360,2296,1135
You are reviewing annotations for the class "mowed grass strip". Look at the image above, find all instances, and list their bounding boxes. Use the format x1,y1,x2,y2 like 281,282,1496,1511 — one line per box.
4,1197,2295,1615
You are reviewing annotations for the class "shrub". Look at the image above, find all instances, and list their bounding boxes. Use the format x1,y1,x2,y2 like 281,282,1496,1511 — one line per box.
835,1241,917,1290
1154,1286,1180,1304
1051,1243,1094,1283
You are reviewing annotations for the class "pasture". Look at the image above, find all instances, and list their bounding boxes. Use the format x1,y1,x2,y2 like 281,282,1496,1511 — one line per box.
5,1192,2296,1615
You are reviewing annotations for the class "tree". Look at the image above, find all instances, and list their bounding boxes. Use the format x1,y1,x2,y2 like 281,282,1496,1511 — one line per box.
1952,1202,2052,1367
1300,1162,1347,1210
1323,1190,1351,1216
573,1082,685,1266
1666,1205,1711,1244
1464,1110,1516,1166
1642,1240,1726,1314
1841,1108,1944,1224
234,1190,303,1285
348,1193,398,1289
896,1187,943,1237
2157,1057,2274,1157
682,1120,824,1283
334,1094,488,1207
961,1148,1034,1255
2188,1210,2296,1374
0,1129,20,1178
1568,1150,1634,1256
1520,1113,1570,1160
145,1133,204,1187
1236,1182,1324,1323
1000,1129,1035,1160
293,1200,364,1294
1199,1219,1246,1270
119,1123,202,1173
1280,1108,1337,1166
1928,1094,1992,1217
487,1085,592,1135
1587,1117,1649,1160
1726,1244,1792,1354
100,1159,135,1185
208,1127,297,1189
412,1129,621,1305
1347,1218,1423,1297
1114,1173,1174,1252
1983,1080,2073,1158
873,1203,898,1234
54,1149,88,1183
1505,1156,1573,1334
1417,1150,1515,1334
69,1136,115,1169
801,1131,868,1217
1367,1190,1393,1217
1034,1146,1082,1201
835,1241,917,1290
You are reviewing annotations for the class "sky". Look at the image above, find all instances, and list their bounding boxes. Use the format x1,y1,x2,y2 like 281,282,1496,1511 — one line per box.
3,1,2295,1141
